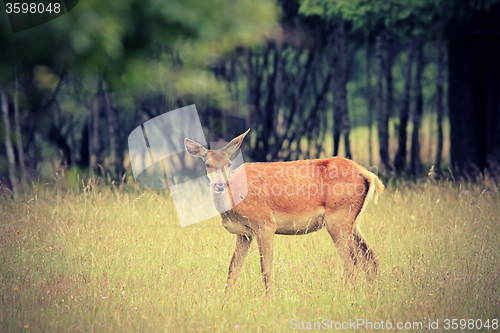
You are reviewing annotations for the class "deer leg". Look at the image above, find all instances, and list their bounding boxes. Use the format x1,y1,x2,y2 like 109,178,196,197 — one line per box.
325,218,357,282
353,228,378,278
255,226,275,294
226,234,253,292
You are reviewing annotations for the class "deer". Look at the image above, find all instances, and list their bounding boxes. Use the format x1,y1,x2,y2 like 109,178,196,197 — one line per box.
184,129,384,294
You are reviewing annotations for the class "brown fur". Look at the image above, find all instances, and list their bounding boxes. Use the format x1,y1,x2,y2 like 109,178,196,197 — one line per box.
185,129,383,293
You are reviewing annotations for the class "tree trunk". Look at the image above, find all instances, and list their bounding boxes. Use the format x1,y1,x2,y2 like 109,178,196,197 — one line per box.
275,44,284,144
14,72,27,189
245,48,256,159
78,124,89,168
365,34,373,166
410,35,424,177
394,39,416,173
332,42,341,157
263,43,278,160
385,31,394,129
337,21,351,159
434,31,445,172
230,53,240,106
104,82,123,180
283,49,316,160
89,79,103,175
308,64,332,155
448,3,500,178
248,46,269,161
376,33,392,171
1,88,20,196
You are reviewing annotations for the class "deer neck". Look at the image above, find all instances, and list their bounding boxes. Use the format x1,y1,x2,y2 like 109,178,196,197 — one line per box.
211,185,235,214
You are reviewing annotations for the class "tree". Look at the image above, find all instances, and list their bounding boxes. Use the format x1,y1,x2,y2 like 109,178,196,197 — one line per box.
332,20,351,159
0,0,278,187
376,33,392,171
299,1,358,160
448,1,500,178
1,88,20,196
434,26,446,173
300,0,439,172
394,38,415,172
410,34,424,177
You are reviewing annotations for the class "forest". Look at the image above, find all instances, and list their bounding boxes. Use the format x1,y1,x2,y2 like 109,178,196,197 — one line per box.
1,0,499,195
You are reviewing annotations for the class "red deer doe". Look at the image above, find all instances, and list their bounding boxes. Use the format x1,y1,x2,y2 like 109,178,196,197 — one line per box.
184,129,384,293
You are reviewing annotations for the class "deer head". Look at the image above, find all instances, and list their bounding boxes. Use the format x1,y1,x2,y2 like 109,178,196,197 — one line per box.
184,129,250,195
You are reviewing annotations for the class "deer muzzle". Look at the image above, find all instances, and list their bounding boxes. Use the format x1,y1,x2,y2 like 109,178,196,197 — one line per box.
214,182,227,194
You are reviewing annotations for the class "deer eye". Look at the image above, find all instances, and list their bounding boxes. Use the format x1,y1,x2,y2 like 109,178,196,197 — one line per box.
227,163,232,168
205,163,211,168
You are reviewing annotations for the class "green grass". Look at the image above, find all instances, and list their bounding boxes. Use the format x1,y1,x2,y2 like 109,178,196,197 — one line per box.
1,176,499,332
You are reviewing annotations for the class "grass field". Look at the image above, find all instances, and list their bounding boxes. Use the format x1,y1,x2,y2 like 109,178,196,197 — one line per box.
0,118,498,332
1,174,499,332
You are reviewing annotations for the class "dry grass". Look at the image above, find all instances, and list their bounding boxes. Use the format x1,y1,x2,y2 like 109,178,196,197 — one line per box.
0,116,497,331
1,174,499,332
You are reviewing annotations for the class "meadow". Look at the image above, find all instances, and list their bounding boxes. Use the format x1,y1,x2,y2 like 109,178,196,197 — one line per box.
1,172,499,332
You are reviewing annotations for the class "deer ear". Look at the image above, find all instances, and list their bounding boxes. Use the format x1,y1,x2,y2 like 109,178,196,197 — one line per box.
222,128,250,156
184,138,209,158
